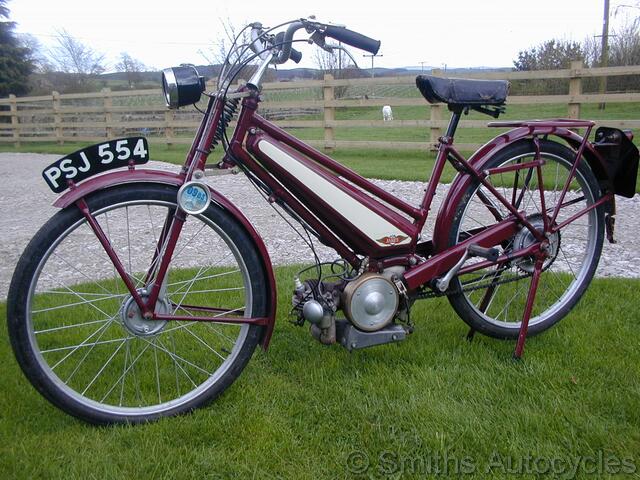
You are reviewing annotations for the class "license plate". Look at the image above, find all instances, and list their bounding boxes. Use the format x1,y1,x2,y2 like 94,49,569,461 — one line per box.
42,137,150,193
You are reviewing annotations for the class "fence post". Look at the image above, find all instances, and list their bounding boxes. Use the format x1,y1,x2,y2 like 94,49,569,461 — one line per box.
568,60,582,119
165,109,174,147
52,91,63,145
102,88,113,140
429,68,443,148
323,74,335,151
9,94,20,148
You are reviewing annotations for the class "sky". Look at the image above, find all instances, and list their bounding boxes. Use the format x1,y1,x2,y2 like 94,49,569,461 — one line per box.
7,0,637,72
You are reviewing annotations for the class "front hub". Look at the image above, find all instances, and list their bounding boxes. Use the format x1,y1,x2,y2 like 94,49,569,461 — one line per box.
120,290,169,337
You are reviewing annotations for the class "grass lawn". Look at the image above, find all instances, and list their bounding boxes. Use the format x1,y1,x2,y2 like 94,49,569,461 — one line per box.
1,268,639,478
1,102,639,477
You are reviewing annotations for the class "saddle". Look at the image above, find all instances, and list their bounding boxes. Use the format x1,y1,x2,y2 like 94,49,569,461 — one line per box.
416,75,509,107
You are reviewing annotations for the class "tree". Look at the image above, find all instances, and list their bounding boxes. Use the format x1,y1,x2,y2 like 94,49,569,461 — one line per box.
313,46,364,98
199,18,276,84
17,33,49,72
514,39,583,71
609,21,640,66
513,39,584,95
46,29,106,92
602,19,640,92
115,52,146,88
0,0,34,96
200,18,250,67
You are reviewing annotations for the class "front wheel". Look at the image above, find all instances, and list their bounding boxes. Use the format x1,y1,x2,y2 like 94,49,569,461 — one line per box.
447,140,604,339
7,183,268,424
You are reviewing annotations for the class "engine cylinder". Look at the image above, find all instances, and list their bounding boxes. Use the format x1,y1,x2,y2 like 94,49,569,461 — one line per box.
302,299,325,324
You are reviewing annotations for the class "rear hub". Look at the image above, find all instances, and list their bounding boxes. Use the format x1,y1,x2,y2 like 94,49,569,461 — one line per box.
513,214,560,273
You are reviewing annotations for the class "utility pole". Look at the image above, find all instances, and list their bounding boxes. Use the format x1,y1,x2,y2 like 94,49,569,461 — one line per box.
363,53,383,78
419,61,428,72
599,0,610,110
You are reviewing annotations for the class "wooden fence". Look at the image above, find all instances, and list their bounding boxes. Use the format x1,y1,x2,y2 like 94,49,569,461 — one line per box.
1,62,639,152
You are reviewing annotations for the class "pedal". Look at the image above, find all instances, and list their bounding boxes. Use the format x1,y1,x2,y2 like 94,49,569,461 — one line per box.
467,244,500,261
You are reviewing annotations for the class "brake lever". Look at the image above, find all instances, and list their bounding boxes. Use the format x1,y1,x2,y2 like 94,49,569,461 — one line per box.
309,31,361,68
310,31,329,50
331,45,360,68
303,16,347,31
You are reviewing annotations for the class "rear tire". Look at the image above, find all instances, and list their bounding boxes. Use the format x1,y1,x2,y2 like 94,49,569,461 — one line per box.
447,140,604,339
7,183,267,424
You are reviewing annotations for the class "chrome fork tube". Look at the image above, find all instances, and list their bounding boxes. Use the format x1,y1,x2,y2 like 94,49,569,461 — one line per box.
247,53,274,90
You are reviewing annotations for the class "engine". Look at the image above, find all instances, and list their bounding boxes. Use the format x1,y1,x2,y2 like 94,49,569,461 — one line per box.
341,273,398,331
292,265,408,350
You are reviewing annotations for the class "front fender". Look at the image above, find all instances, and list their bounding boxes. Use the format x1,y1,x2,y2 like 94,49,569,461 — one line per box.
432,126,612,253
54,169,278,350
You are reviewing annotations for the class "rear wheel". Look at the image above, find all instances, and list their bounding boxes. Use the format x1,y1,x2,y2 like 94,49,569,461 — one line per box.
447,140,604,339
7,183,267,424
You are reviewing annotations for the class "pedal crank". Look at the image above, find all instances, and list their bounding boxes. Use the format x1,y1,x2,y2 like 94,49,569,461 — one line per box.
435,244,500,293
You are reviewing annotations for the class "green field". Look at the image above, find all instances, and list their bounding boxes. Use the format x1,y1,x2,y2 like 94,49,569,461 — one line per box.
2,101,638,187
1,267,639,478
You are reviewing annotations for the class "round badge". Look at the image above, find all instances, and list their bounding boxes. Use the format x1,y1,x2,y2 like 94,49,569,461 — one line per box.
177,181,211,215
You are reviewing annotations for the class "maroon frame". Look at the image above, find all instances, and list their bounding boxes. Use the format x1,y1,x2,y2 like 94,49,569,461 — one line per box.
61,88,615,355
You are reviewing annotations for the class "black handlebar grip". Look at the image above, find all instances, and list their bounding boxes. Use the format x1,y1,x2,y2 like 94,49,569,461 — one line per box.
289,47,303,64
275,31,303,63
323,25,381,55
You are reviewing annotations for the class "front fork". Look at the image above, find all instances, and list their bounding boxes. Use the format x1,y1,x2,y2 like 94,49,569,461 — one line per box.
75,197,185,318
72,91,226,317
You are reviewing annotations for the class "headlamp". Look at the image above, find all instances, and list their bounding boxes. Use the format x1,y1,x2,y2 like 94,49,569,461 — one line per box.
161,66,205,109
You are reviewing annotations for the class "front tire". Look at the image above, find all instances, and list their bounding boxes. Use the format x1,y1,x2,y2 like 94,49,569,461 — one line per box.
447,140,604,339
7,183,268,424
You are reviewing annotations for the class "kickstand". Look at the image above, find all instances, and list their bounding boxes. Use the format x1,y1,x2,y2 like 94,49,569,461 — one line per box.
466,328,476,342
513,257,545,360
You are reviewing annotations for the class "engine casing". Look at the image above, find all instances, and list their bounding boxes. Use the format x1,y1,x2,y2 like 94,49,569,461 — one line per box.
341,273,399,332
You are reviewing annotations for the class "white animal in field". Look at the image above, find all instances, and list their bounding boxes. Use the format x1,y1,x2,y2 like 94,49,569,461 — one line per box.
382,105,393,121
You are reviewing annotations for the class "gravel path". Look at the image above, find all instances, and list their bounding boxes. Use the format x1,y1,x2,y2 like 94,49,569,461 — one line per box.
1,152,639,299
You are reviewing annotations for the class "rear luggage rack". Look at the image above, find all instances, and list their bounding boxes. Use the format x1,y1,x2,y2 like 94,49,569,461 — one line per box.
487,119,596,128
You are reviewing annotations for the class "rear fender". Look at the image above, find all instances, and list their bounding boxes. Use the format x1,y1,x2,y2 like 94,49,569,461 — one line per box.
432,126,613,253
54,169,278,350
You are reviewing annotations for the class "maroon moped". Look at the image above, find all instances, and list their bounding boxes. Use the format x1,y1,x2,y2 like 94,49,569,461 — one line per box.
7,18,638,424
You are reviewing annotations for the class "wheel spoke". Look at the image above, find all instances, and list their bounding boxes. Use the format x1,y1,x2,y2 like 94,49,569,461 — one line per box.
138,336,212,376
32,293,127,314
157,337,199,388
168,267,239,292
62,321,118,382
47,319,116,369
35,318,112,334
182,325,227,361
153,337,162,403
81,339,127,396
100,338,152,403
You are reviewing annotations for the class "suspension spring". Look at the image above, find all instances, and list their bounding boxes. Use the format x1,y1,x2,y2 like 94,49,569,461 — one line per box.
212,98,240,147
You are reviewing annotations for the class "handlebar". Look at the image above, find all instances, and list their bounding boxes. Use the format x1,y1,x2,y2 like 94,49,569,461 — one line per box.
323,25,380,55
274,21,305,63
250,22,304,64
275,32,302,63
250,19,381,65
